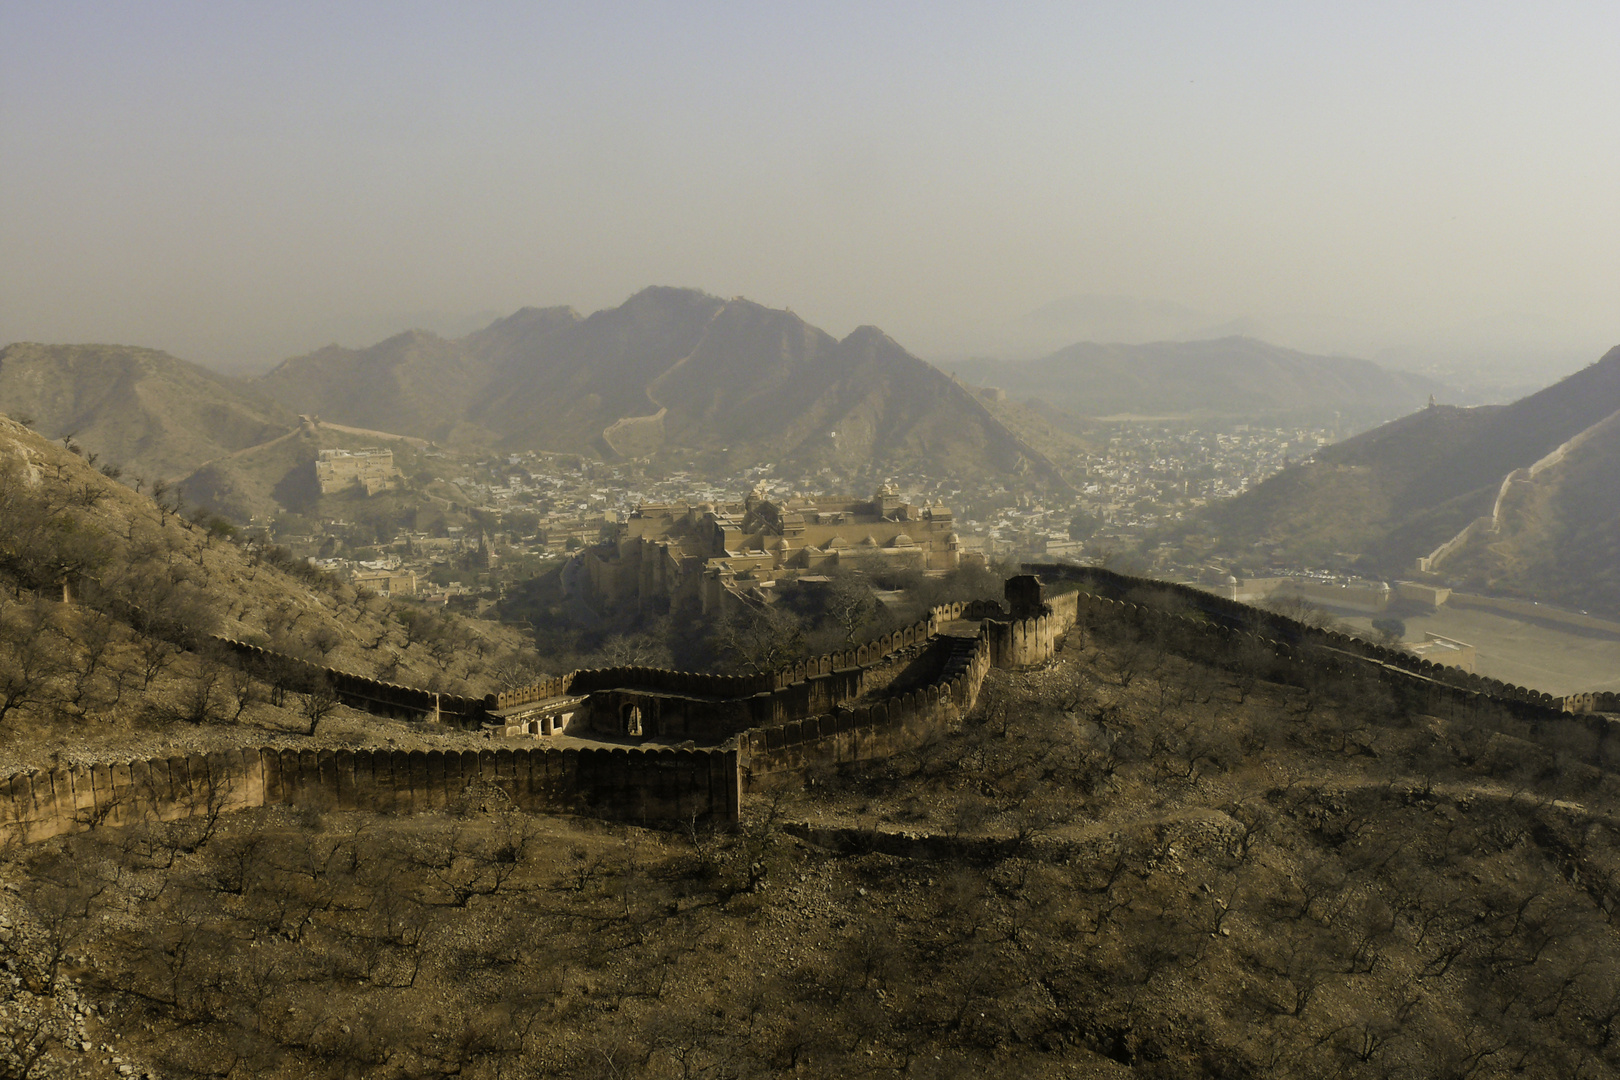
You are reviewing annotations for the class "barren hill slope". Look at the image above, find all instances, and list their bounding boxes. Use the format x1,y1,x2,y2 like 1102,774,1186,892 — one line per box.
257,328,501,447
1439,407,1620,612
0,342,294,480
0,412,539,768
5,567,1620,1076
1196,345,1620,590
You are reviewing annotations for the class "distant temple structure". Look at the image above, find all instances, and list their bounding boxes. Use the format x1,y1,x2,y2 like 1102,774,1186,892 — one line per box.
315,448,401,496
582,485,973,614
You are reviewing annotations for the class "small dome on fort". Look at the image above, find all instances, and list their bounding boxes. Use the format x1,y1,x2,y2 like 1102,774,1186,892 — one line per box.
860,535,879,547
891,533,914,547
944,532,960,545
826,535,846,549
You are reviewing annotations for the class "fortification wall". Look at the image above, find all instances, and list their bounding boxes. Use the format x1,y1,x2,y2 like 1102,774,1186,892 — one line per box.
1565,692,1620,715
738,626,994,791
488,611,950,739
214,637,487,726
1030,564,1615,720
0,744,740,846
1063,582,1620,768
983,588,1079,669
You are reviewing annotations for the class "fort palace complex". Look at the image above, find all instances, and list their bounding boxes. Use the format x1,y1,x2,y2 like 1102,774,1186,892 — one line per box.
315,447,401,496
582,485,976,614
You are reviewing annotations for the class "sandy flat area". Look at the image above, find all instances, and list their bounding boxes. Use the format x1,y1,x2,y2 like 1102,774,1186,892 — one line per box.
1340,606,1620,696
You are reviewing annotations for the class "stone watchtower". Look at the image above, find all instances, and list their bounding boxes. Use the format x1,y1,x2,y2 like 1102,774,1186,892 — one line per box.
1005,574,1047,620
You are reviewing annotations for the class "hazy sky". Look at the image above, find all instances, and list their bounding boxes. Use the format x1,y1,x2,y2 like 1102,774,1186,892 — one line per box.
4,2,1618,376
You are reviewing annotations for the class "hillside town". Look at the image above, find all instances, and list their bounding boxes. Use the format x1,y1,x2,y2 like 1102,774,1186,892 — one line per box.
271,419,1338,611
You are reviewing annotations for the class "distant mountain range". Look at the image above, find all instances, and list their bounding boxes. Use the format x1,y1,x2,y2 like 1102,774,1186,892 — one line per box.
1,289,1072,510
946,337,1448,428
257,287,1069,487
1196,345,1620,614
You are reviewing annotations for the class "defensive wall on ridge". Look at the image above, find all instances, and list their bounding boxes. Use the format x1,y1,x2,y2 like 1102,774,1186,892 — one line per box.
488,613,948,739
0,744,741,846
980,589,1079,670
1026,563,1620,763
212,637,488,725
738,623,995,791
9,567,1610,845
0,603,998,843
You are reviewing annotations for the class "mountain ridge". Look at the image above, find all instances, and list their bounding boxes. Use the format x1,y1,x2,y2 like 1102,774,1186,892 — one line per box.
1194,345,1620,613
255,287,1072,490
947,335,1448,426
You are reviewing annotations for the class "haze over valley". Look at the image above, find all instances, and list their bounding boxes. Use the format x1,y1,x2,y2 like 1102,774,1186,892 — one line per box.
4,6,1620,1078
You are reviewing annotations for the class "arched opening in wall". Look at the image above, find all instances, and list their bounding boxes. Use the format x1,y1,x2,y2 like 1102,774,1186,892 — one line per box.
621,702,643,737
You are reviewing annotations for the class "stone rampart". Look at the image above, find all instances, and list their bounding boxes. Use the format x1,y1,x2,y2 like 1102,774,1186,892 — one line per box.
487,611,950,740
0,744,740,845
1565,692,1620,715
1054,573,1620,768
738,624,994,791
213,637,488,726
487,675,572,711
981,587,1078,669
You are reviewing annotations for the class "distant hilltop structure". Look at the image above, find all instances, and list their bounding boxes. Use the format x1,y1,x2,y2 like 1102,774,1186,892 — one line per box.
584,485,978,615
315,447,401,496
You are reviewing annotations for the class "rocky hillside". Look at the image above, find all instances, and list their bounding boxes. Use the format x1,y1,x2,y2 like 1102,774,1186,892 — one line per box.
1439,407,1620,612
1193,345,1620,607
0,342,295,481
4,570,1620,1077
948,336,1447,427
0,412,540,770
257,287,1072,489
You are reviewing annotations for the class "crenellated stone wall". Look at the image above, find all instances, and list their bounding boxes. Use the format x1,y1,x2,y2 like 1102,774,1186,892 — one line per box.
1564,692,1620,715
487,612,952,740
1039,565,1620,765
214,637,487,725
981,579,1080,669
11,578,1612,844
737,617,995,791
0,744,740,845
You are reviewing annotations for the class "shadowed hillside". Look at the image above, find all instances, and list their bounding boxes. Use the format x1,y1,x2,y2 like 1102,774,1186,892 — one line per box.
1441,408,1620,611
5,559,1620,1076
0,412,540,772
